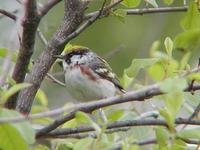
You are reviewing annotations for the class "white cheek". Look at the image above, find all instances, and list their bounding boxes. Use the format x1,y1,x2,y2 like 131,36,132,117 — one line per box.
71,55,88,65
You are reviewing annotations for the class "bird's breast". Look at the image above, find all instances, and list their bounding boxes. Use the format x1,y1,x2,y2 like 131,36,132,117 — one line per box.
64,65,116,101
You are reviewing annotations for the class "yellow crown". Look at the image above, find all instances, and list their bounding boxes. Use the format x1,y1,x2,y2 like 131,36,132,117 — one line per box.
63,44,89,54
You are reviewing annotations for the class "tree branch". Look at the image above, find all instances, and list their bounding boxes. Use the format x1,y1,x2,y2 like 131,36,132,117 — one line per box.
103,44,125,60
4,0,40,109
43,127,130,139
189,102,200,120
0,9,17,21
85,6,190,19
57,0,117,45
125,6,189,15
16,0,89,114
35,79,200,138
111,138,200,150
38,118,200,138
37,28,48,45
46,73,65,87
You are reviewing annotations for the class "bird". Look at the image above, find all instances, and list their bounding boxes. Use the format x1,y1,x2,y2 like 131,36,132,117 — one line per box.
54,46,125,103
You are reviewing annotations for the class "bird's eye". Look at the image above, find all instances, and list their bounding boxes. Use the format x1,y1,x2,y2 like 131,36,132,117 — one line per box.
65,58,71,64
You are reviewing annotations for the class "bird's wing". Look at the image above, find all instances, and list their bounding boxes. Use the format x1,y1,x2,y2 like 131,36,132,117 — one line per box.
89,56,125,93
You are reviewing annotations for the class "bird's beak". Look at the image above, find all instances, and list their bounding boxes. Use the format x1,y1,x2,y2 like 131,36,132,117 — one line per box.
54,55,64,59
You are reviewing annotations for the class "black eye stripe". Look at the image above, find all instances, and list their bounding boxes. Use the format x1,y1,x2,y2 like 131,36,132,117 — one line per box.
64,49,90,64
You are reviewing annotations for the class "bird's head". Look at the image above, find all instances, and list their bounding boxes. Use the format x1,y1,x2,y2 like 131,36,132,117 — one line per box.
54,46,96,68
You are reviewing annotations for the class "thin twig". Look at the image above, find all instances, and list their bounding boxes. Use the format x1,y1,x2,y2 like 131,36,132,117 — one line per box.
60,0,109,44
134,139,157,146
0,9,17,21
179,138,200,145
16,0,22,4
181,64,200,129
44,127,130,139
103,45,125,60
85,6,189,19
111,138,200,150
189,103,200,120
39,118,200,138
46,73,65,87
0,105,71,123
37,28,48,45
37,27,65,87
125,6,189,15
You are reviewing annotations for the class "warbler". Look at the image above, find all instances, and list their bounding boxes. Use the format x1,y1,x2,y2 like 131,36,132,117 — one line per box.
55,47,125,102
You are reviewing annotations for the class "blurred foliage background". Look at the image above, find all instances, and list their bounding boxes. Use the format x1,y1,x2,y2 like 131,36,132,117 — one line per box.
1,1,200,150
0,0,199,108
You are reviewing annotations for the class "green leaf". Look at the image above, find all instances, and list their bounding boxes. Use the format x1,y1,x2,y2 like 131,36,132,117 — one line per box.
149,40,160,57
155,127,169,149
159,108,174,129
160,78,187,93
0,48,7,57
0,124,28,150
187,72,200,82
149,59,178,80
1,83,31,103
165,93,184,119
112,9,127,23
0,109,35,144
125,58,159,77
35,89,48,107
34,145,50,150
73,138,93,150
107,109,124,121
121,72,134,89
159,78,185,128
62,118,79,128
0,48,18,62
75,111,91,124
181,2,200,30
184,92,200,107
57,143,73,150
163,0,174,5
145,0,158,8
180,52,191,70
174,29,200,51
171,139,187,150
197,0,200,7
148,63,165,81
122,0,141,8
164,37,173,57
75,111,101,134
177,127,200,139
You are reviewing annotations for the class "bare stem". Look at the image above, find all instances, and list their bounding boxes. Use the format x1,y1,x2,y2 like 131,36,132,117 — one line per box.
38,118,200,138
5,0,40,109
0,9,17,21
